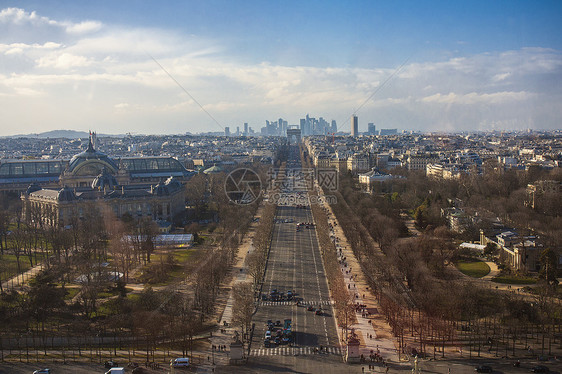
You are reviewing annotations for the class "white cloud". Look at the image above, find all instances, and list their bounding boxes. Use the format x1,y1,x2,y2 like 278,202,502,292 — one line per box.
0,7,58,27
0,7,560,135
65,20,102,34
37,52,92,69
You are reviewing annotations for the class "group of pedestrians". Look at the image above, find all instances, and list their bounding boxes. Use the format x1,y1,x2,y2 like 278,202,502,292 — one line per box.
212,344,227,352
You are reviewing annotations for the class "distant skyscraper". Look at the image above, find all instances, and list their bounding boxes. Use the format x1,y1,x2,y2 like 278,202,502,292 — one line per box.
244,122,248,136
379,128,397,136
236,126,240,136
224,127,230,136
368,123,376,135
351,115,358,137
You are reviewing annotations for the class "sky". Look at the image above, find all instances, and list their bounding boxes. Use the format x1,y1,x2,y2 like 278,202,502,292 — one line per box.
1,0,561,136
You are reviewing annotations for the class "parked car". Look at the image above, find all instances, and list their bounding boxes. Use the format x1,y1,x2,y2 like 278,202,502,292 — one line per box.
33,370,50,374
531,366,550,373
170,357,190,367
104,360,118,369
475,365,493,373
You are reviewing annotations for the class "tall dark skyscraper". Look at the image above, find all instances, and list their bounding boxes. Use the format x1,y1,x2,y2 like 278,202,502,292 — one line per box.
368,122,376,135
351,115,358,137
244,122,248,136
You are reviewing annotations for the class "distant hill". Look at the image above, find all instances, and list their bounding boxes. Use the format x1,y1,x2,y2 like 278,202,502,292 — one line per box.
4,130,120,139
34,130,90,139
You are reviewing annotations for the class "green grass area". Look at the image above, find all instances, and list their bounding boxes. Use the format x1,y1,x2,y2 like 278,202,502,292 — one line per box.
63,287,80,300
0,254,33,281
172,249,194,263
491,275,537,285
456,259,491,278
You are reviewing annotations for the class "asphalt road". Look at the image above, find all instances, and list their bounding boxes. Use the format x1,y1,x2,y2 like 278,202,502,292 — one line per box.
242,197,352,373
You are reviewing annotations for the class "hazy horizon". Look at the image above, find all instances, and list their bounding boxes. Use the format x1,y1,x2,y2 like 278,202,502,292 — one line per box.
1,1,562,136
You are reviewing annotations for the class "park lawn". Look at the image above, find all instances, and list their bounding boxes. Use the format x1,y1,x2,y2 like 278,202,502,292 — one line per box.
491,275,537,285
0,253,33,281
63,287,80,300
173,248,194,263
456,259,491,278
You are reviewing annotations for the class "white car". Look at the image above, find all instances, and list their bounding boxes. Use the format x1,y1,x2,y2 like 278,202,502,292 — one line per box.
171,357,190,367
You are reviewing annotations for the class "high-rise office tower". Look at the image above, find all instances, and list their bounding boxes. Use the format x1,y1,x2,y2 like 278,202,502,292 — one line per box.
224,127,230,136
351,115,358,137
368,122,376,135
244,122,248,136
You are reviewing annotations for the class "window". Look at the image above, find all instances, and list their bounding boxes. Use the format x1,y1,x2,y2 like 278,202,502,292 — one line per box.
36,163,49,174
50,163,61,174
11,163,23,175
22,163,36,175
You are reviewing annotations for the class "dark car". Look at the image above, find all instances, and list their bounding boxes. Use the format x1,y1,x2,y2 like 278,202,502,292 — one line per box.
475,365,493,373
33,370,51,374
307,305,315,311
531,366,550,373
104,360,118,369
315,308,323,315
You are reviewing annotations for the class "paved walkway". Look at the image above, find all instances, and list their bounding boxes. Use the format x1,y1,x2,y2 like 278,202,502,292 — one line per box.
481,261,500,280
1,261,45,291
317,187,400,366
198,205,265,372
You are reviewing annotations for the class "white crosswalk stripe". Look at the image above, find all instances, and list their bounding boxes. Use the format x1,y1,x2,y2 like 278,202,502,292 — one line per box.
259,300,335,306
249,346,341,356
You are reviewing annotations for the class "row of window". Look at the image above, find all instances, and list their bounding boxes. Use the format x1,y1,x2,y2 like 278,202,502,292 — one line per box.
0,161,64,176
121,158,184,172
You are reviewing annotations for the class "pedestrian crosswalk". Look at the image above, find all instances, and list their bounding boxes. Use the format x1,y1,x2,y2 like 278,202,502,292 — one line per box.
259,300,334,306
250,346,342,356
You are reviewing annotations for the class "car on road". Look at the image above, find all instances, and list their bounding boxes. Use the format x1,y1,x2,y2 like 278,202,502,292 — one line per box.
265,330,272,340
33,370,51,374
315,308,323,315
475,365,493,373
264,339,272,348
531,365,550,373
104,360,118,368
307,305,315,311
170,357,190,367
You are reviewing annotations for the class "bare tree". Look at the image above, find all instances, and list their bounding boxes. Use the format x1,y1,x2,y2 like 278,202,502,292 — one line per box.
231,282,254,340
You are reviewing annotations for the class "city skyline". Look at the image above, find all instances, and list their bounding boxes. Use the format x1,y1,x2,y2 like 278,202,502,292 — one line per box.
1,1,561,136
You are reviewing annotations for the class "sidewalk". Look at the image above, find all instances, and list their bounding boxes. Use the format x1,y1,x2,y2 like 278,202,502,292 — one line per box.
198,204,265,372
317,189,400,365
1,261,45,291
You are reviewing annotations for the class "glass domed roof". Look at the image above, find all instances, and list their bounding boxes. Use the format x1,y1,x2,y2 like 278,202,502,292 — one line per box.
68,139,118,175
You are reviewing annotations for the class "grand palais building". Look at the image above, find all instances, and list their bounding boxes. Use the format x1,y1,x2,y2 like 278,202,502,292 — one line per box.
1,138,193,227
